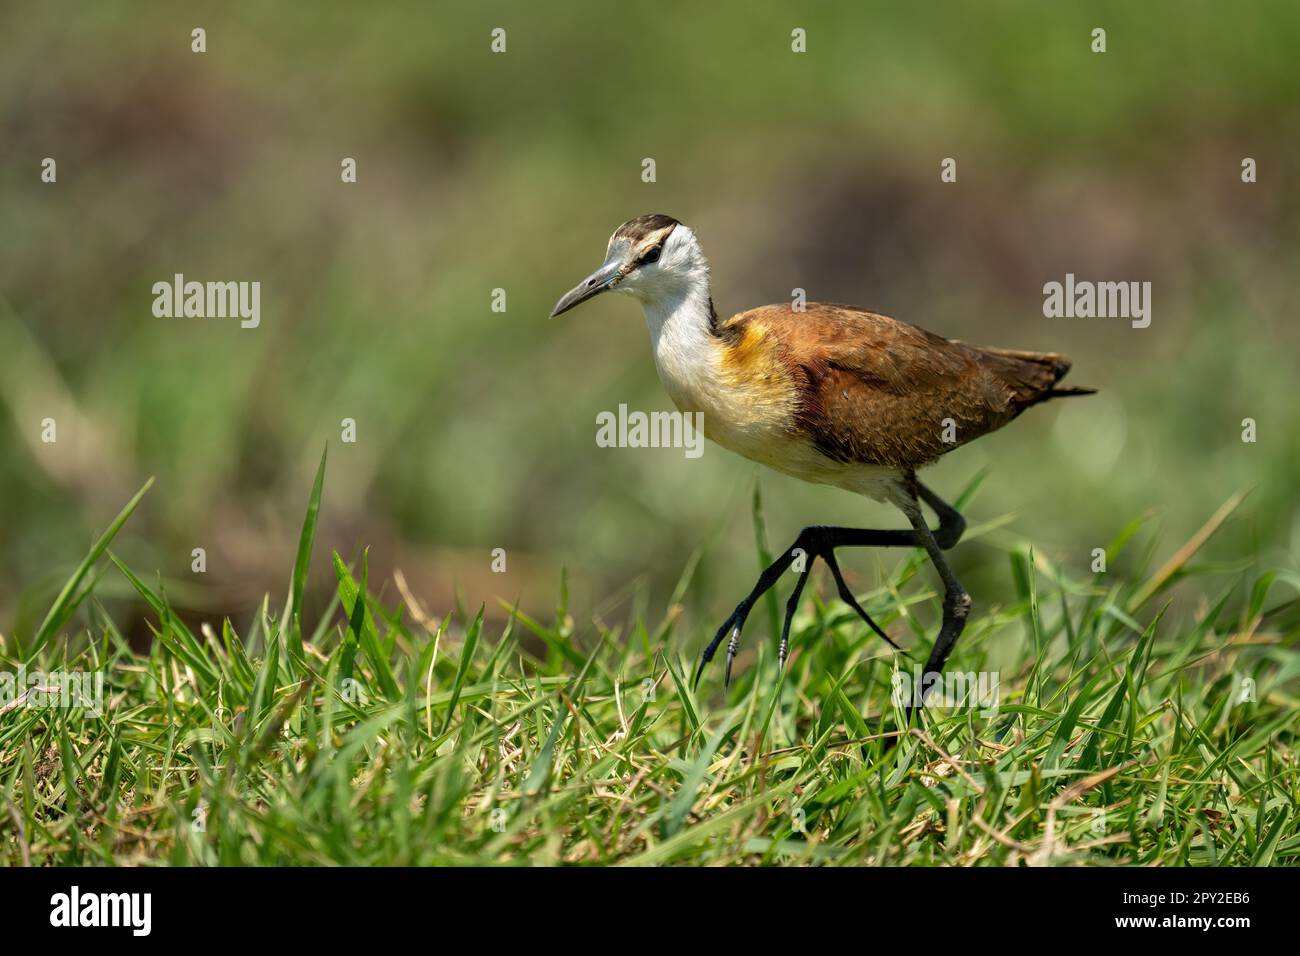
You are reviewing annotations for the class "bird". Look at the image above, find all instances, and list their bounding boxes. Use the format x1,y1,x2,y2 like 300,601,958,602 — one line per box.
551,213,1094,714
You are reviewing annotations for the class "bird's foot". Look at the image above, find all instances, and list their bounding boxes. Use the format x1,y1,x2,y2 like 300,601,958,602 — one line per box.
691,528,898,692
693,601,753,691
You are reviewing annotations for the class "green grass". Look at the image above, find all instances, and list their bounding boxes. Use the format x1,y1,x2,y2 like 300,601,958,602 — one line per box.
2,450,1297,866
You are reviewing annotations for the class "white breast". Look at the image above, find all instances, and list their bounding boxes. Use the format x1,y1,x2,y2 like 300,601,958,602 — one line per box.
645,293,784,455
623,228,904,503
642,292,901,502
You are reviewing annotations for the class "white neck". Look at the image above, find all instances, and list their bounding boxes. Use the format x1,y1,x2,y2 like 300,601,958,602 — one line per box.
641,277,714,357
631,228,715,362
634,270,722,417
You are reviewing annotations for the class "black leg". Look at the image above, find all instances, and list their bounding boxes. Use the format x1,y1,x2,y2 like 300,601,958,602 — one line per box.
916,482,966,549
776,563,811,674
693,485,965,690
822,549,900,650
898,490,972,719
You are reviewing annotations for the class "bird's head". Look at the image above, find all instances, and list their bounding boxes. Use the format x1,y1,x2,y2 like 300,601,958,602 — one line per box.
550,214,708,317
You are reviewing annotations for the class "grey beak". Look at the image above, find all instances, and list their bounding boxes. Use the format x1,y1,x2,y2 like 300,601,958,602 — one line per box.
550,257,622,317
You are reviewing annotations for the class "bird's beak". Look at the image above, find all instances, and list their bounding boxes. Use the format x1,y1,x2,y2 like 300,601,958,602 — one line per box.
550,254,623,318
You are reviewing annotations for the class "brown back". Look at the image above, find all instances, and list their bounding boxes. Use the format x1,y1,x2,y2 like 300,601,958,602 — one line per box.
721,303,1087,468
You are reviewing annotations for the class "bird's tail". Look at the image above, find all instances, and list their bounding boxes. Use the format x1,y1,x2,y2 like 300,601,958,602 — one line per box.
1042,385,1097,400
973,346,1096,409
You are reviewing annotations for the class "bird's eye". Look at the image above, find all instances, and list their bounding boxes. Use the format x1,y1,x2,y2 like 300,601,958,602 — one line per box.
640,246,662,265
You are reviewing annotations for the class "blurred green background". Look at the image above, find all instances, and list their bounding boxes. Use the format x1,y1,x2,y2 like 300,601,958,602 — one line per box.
3,1,1298,644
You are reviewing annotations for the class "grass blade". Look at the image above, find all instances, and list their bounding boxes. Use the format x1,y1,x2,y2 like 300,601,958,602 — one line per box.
332,550,400,699
440,606,484,735
28,477,153,659
285,444,327,659
1128,489,1250,612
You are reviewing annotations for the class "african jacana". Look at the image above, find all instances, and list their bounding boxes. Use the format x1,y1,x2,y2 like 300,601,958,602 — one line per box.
552,214,1094,712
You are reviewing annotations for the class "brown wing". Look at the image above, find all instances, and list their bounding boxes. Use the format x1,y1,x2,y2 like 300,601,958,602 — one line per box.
722,303,1083,468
